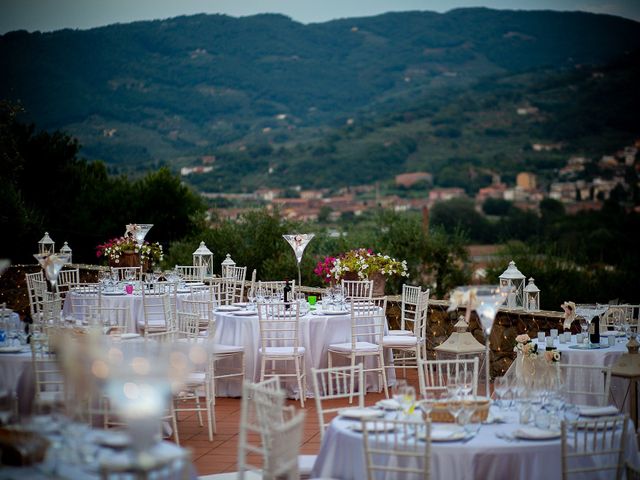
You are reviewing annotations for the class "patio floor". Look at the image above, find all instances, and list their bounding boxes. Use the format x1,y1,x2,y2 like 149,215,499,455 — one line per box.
179,369,421,476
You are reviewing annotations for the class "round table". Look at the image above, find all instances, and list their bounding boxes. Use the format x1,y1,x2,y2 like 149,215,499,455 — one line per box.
311,408,640,480
213,308,395,397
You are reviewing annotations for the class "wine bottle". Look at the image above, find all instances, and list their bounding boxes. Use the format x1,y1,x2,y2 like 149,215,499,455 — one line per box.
590,316,600,345
283,280,291,309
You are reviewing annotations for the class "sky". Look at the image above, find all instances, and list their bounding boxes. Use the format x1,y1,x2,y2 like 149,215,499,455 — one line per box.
1,0,639,34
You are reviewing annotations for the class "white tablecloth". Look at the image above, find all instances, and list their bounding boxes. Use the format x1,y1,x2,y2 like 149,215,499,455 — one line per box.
311,408,640,480
213,309,396,397
506,335,629,408
62,290,207,333
0,349,33,414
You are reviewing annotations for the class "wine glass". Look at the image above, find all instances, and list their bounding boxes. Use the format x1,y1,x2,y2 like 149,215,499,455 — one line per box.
446,391,464,425
579,317,589,344
419,390,437,420
493,376,509,408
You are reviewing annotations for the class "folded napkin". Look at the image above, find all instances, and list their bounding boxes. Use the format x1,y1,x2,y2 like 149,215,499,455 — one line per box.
578,405,619,417
513,427,560,440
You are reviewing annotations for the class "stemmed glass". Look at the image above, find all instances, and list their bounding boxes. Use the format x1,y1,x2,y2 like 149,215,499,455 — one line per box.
493,376,509,409
392,381,416,418
33,253,71,291
575,304,608,346
446,391,464,425
419,390,437,421
450,285,510,397
458,370,474,398
283,233,315,288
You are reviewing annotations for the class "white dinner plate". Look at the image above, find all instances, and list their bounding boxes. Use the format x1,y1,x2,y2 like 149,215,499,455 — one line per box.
216,306,242,312
0,346,23,353
350,421,396,433
578,405,619,417
232,302,250,307
318,310,349,316
231,310,257,316
91,430,131,448
103,291,125,296
428,425,467,442
120,333,141,340
338,408,384,420
185,282,205,287
376,399,402,410
513,427,561,440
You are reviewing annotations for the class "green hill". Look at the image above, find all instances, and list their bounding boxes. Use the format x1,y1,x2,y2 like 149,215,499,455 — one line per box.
1,8,639,187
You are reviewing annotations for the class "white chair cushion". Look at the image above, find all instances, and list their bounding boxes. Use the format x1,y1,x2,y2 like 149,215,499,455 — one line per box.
387,329,414,336
258,346,306,357
198,471,263,479
382,335,419,347
327,342,379,353
213,344,245,354
298,454,317,474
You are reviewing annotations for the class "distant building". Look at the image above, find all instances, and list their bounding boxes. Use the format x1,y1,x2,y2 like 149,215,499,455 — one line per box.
395,172,433,188
516,172,536,190
180,166,213,176
476,183,507,203
428,188,466,202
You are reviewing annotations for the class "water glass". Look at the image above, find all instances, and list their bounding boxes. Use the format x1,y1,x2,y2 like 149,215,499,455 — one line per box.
493,376,509,408
550,329,558,338
545,337,554,348
537,332,545,343
608,335,616,346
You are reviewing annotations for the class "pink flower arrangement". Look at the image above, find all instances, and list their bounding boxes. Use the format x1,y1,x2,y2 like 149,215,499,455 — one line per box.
314,256,337,284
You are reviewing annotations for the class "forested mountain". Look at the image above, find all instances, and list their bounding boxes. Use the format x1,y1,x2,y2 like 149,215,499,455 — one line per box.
1,8,639,189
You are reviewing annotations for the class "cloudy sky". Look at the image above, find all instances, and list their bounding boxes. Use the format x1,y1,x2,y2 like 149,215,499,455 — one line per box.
1,0,639,34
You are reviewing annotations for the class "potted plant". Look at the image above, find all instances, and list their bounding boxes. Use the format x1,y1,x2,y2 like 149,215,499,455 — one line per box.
314,248,408,295
96,236,163,271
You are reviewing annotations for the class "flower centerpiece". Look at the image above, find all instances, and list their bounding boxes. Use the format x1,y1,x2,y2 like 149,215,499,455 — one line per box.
314,248,408,295
513,334,538,358
96,236,163,269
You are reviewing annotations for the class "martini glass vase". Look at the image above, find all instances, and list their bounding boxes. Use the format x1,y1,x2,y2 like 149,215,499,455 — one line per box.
283,234,315,288
451,285,510,398
575,304,608,347
34,253,71,292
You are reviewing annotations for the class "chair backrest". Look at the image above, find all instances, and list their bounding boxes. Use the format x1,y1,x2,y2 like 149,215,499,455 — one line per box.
418,357,479,398
400,284,420,328
39,291,63,328
86,305,131,334
111,266,142,281
257,302,301,354
558,364,612,407
175,265,205,282
25,271,45,318
182,298,215,334
342,279,373,300
255,280,295,300
312,364,365,440
176,311,201,341
348,297,387,348
238,378,286,477
141,283,176,336
57,268,80,293
413,289,430,339
220,266,247,305
248,269,257,298
64,283,102,323
362,418,431,480
561,415,628,480
265,409,305,479
30,333,65,407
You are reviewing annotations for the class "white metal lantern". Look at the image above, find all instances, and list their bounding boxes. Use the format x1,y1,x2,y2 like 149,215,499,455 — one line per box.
221,253,236,278
499,260,526,309
193,241,214,279
60,241,72,264
524,277,540,312
435,316,487,387
38,232,55,255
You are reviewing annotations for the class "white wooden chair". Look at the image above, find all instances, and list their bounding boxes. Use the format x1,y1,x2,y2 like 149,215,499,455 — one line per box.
341,279,373,300
561,415,628,480
182,297,246,408
172,311,216,441
222,265,248,304
383,289,430,392
362,417,431,480
257,302,306,407
388,284,422,336
140,282,176,337
311,364,365,440
30,334,65,413
110,266,142,281
86,305,130,334
175,264,206,282
63,282,101,325
327,297,389,398
418,357,479,398
558,364,612,407
56,268,79,299
25,271,45,322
